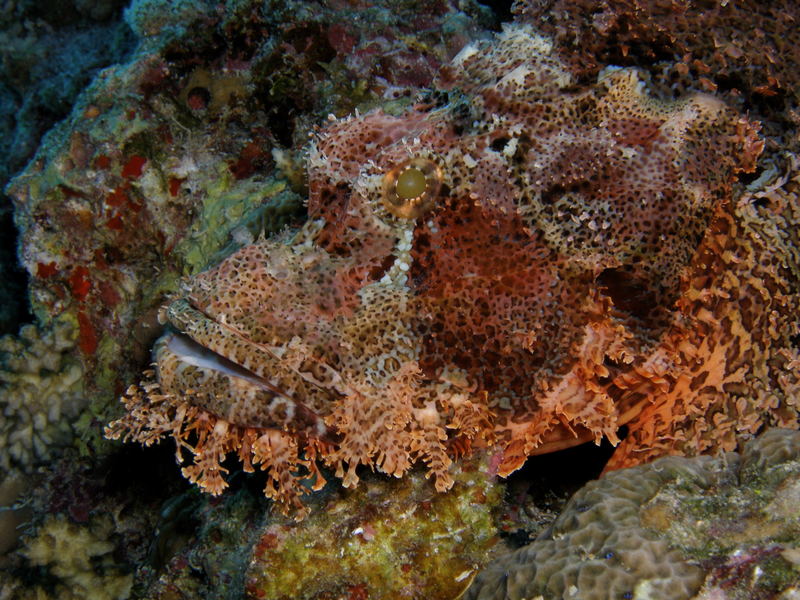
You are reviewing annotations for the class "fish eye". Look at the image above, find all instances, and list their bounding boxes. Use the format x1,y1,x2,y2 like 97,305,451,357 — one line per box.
381,158,442,219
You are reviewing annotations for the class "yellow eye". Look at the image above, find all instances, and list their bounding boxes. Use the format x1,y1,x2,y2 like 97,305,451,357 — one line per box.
382,158,442,219
395,167,427,200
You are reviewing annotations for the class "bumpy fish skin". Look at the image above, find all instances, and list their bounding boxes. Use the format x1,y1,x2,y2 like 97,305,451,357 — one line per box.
106,24,798,518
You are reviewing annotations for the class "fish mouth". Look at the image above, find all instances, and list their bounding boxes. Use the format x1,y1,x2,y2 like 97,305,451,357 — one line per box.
157,298,342,443
161,332,298,402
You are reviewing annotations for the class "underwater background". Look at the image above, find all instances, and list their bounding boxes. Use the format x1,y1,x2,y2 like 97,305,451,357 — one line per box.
1,0,799,598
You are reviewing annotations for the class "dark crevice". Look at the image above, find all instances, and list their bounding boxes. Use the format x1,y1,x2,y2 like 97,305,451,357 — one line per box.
501,437,618,548
490,136,510,152
475,0,514,25
0,203,32,334
596,266,662,323
789,333,800,350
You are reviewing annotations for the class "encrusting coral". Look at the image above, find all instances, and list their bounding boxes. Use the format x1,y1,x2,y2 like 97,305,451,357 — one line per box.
0,321,85,474
245,455,502,600
464,428,800,600
105,19,799,518
9,514,133,600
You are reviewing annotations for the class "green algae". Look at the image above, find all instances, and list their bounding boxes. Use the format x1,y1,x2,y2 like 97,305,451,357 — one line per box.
178,172,300,274
246,459,503,600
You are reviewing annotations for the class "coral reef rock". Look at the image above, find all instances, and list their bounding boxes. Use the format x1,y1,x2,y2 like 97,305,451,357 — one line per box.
0,0,134,187
106,20,799,517
244,458,502,600
465,427,800,600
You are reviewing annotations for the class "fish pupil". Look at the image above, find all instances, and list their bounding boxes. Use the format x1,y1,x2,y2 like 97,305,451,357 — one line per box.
395,166,428,200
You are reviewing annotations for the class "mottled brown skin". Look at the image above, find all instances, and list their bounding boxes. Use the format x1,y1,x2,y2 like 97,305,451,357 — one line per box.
107,24,798,516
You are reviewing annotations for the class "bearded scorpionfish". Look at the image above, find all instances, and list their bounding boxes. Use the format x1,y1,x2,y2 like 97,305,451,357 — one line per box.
107,24,800,517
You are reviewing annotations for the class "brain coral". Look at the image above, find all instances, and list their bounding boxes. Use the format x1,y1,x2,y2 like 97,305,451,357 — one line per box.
464,428,800,600
106,22,799,516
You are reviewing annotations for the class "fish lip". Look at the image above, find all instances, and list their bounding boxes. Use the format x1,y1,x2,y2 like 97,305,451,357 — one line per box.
160,298,342,444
